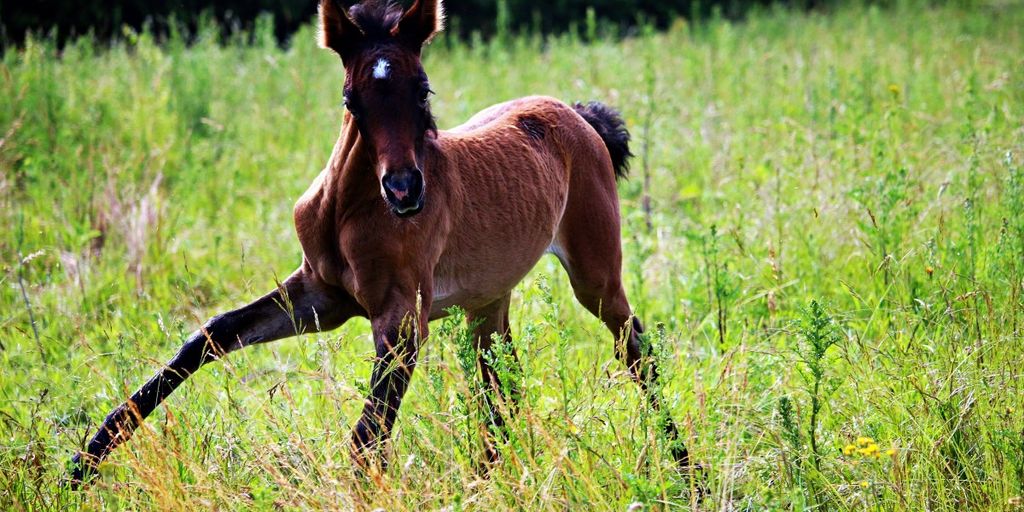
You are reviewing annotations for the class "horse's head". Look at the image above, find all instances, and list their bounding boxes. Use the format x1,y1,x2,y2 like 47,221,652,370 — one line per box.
319,0,443,218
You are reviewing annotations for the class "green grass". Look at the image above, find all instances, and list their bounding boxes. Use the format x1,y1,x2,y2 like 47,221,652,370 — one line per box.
2,2,1024,510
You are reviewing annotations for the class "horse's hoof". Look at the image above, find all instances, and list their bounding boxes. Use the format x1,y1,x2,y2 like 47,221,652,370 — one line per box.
685,462,710,501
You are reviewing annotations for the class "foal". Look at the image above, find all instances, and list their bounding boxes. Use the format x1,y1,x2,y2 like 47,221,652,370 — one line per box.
71,0,689,482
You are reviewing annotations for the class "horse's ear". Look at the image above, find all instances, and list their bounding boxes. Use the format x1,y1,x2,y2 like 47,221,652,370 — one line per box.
318,0,362,60
395,0,445,49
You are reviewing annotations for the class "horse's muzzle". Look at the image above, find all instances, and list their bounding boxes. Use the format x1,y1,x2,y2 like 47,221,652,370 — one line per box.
382,168,425,217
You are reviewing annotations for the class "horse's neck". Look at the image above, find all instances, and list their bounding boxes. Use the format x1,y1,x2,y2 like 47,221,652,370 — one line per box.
325,119,378,209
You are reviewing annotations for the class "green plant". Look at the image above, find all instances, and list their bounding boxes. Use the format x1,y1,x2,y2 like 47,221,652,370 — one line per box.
2,3,1022,509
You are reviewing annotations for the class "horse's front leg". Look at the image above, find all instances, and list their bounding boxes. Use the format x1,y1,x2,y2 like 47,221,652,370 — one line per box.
70,268,360,485
350,282,432,469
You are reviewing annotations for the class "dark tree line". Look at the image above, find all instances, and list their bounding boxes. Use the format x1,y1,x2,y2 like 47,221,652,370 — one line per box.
2,0,837,49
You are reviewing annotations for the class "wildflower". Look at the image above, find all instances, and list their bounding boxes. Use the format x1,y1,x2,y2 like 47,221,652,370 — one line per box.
925,265,934,276
860,480,870,489
843,444,857,456
21,250,46,265
888,84,901,98
885,448,897,457
856,436,875,447
857,442,881,458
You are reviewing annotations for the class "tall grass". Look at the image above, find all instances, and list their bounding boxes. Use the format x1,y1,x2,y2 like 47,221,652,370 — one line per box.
1,2,1022,510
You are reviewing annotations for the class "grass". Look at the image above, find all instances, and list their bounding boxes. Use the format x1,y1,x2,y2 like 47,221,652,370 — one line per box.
2,1,1023,509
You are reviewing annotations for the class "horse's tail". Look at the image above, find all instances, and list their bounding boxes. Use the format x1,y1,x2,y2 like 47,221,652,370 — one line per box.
573,101,633,180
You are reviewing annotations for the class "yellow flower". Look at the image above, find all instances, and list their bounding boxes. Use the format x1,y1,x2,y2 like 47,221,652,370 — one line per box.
857,443,881,458
888,84,901,98
843,444,857,456
885,448,897,457
857,436,875,447
860,480,870,489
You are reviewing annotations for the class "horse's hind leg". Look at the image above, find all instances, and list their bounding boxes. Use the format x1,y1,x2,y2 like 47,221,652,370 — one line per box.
467,293,521,466
552,172,690,467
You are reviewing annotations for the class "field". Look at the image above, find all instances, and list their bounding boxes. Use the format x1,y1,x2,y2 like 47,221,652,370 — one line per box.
2,2,1023,510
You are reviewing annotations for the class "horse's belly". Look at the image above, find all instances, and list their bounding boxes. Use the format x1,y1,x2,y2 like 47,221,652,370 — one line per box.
429,222,556,317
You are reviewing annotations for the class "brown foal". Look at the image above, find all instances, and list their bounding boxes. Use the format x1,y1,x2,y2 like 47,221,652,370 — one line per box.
70,0,689,484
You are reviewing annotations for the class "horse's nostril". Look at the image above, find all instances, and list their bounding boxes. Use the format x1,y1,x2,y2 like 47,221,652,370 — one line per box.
390,186,409,201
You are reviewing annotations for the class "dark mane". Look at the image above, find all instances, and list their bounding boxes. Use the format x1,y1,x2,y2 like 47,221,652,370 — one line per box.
347,0,404,40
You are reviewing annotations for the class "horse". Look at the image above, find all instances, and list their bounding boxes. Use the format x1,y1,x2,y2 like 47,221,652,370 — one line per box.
70,0,689,484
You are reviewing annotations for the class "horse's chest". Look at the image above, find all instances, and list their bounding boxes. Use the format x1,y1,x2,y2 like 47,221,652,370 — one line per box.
294,190,348,287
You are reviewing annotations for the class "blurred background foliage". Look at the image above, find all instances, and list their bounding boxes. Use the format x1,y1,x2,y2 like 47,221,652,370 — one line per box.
1,0,935,50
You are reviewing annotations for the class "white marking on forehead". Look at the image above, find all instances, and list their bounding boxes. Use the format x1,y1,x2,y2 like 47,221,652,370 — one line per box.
372,58,391,80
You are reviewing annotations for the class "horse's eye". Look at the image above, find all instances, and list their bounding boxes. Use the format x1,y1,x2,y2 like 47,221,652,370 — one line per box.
418,86,432,105
343,93,361,119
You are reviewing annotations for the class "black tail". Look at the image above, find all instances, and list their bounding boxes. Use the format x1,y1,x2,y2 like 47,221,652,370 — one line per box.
574,101,633,180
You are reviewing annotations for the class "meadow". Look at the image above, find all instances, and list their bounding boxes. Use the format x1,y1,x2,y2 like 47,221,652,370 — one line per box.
1,2,1023,510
